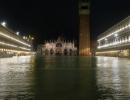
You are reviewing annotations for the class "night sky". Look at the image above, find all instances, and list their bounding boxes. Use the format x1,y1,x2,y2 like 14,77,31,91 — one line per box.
0,0,130,47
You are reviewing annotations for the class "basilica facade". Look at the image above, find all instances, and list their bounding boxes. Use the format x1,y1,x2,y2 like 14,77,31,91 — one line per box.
37,37,77,56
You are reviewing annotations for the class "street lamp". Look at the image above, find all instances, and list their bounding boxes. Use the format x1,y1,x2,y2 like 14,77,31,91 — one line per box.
1,21,6,27
16,32,20,35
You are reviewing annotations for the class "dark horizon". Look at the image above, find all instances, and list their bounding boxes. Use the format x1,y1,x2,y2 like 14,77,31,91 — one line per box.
0,0,130,46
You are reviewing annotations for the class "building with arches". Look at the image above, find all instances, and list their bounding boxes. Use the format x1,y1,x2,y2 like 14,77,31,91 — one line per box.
96,16,130,57
0,24,33,57
37,37,77,56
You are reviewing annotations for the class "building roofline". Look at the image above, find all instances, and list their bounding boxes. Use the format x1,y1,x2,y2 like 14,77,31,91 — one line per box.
97,16,130,40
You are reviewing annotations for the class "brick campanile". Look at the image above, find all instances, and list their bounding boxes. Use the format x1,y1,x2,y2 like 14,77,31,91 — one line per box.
79,0,91,56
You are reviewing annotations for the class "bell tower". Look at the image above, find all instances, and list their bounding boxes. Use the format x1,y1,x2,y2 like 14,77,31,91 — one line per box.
79,0,91,56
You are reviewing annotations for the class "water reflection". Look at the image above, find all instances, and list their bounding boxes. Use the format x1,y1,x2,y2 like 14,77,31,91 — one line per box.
96,56,130,99
1,56,130,100
33,56,97,100
0,56,35,99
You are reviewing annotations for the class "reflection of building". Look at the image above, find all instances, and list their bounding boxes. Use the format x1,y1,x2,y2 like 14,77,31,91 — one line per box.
37,37,77,56
96,16,130,57
0,24,33,57
96,57,130,99
79,0,91,56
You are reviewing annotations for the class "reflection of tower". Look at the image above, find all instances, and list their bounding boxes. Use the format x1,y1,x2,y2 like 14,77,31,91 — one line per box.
79,0,91,56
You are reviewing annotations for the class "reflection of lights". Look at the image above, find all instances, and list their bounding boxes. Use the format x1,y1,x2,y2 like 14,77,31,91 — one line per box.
0,32,31,47
96,56,130,100
1,21,6,27
0,56,32,72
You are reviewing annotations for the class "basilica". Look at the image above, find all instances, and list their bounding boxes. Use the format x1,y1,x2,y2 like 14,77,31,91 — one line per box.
37,37,77,56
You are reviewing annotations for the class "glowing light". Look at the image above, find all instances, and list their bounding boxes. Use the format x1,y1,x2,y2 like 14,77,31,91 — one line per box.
98,24,130,42
19,47,31,51
96,50,119,54
16,32,20,35
23,36,26,39
114,33,118,37
0,41,31,51
0,41,17,48
0,48,32,54
1,21,6,27
129,36,130,42
0,32,31,47
97,36,130,49
28,35,34,40
31,37,34,40
105,38,107,41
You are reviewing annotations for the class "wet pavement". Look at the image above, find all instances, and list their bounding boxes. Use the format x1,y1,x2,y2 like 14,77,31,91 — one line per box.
0,56,130,100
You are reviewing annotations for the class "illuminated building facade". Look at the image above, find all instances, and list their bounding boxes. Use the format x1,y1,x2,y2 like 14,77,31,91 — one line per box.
79,0,91,56
96,16,130,57
37,37,77,56
0,24,33,57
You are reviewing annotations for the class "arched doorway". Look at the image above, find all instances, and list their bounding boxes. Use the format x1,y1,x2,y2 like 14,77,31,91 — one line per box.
64,49,68,56
56,43,62,56
45,49,49,56
69,49,73,56
50,49,54,55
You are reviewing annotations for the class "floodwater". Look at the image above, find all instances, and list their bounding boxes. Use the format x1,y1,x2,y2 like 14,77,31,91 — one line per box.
0,56,130,100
